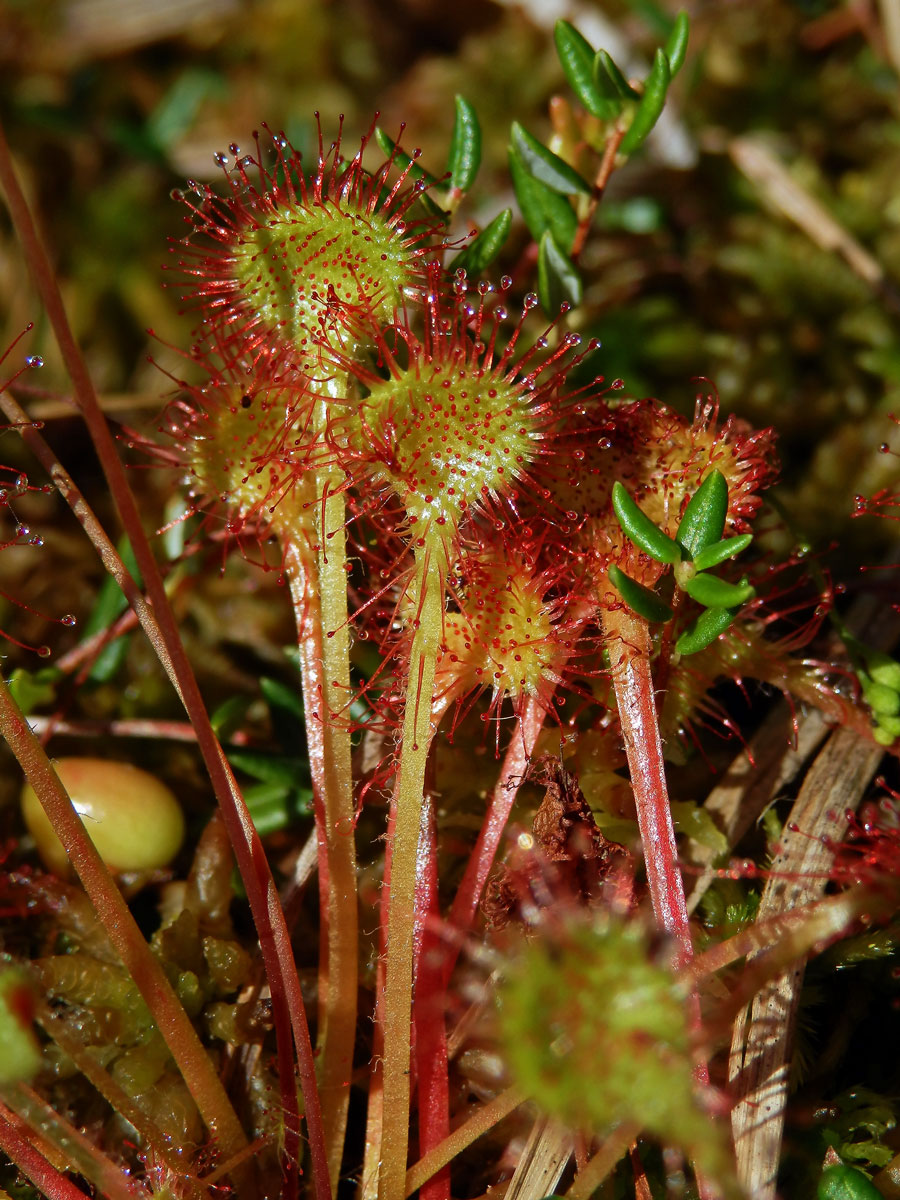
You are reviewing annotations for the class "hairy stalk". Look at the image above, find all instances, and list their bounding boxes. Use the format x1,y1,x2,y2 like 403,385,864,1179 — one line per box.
0,1085,142,1200
602,606,720,1200
0,1100,93,1200
601,604,692,963
0,122,329,1200
379,550,444,1200
414,798,450,1200
403,1087,527,1198
284,466,358,1187
565,1123,640,1200
0,674,247,1156
447,693,548,960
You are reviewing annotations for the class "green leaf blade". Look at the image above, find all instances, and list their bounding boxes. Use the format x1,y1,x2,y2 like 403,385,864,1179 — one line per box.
593,50,639,103
554,21,608,118
538,230,583,315
612,481,681,564
511,122,592,196
676,469,728,558
676,606,739,656
608,565,674,624
683,573,755,609
509,144,577,252
664,11,690,77
818,1165,883,1200
447,95,481,192
449,208,512,275
692,534,753,572
619,48,671,157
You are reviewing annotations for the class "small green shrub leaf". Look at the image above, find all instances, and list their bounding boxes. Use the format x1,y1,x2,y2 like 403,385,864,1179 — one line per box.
619,49,671,157
608,564,674,623
447,95,481,192
664,11,690,76
449,208,512,274
692,534,753,572
683,573,754,609
375,127,439,186
554,21,609,118
244,780,313,837
509,144,577,251
538,230,583,314
676,606,739,656
676,469,728,557
612,481,681,564
375,127,446,216
593,50,639,103
511,122,592,196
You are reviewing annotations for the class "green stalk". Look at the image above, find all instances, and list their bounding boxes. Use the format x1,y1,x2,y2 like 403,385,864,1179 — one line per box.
378,550,444,1200
282,377,358,1192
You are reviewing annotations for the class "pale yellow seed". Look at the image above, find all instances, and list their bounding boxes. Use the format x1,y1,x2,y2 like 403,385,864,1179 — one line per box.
21,757,186,876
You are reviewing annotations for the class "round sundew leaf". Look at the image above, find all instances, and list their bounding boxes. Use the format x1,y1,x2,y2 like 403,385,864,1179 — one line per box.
817,1165,882,1200
611,481,681,564
447,95,482,192
608,565,674,624
682,572,754,609
356,353,540,536
21,757,186,876
675,606,739,656
230,197,424,350
676,469,728,558
692,533,753,572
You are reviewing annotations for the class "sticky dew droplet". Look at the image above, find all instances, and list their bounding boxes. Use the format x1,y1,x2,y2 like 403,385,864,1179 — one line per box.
25,356,43,369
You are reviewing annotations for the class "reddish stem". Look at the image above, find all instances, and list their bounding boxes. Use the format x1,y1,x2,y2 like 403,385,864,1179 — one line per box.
414,799,450,1200
0,121,329,1200
601,604,692,963
0,1100,93,1200
446,693,548,966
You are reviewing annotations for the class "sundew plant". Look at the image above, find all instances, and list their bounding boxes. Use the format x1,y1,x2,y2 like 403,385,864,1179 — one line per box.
2,5,900,1200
